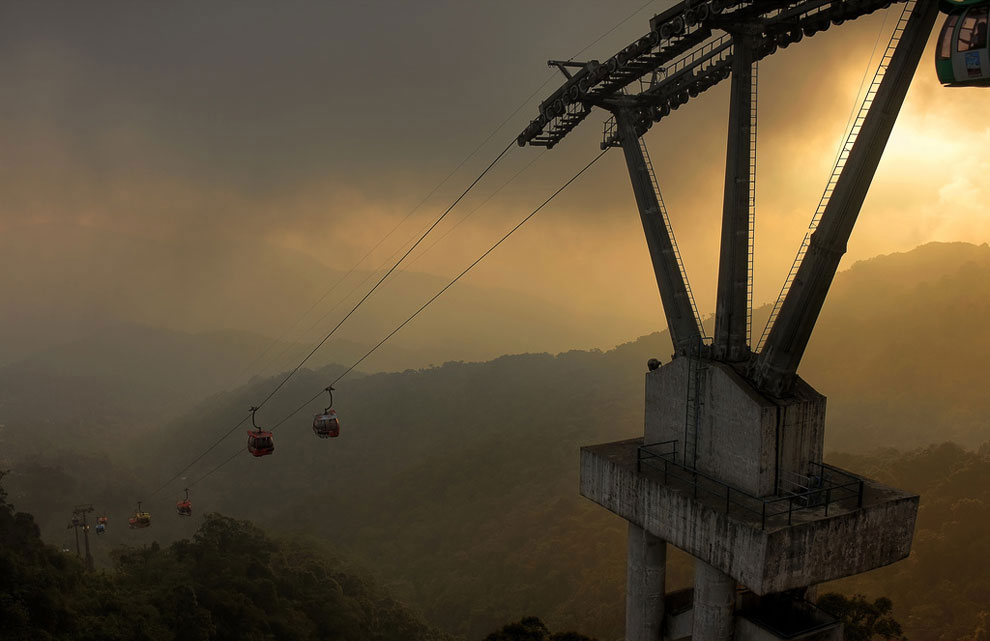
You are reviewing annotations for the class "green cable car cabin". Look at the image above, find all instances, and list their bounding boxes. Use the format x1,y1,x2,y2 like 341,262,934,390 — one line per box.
937,0,990,86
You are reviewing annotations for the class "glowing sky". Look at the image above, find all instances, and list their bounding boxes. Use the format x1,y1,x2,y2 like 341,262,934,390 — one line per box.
2,1,987,363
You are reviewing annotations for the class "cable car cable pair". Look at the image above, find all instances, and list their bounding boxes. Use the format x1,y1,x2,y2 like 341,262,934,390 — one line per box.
140,145,610,496
131,0,635,492
228,0,650,395
249,140,516,424
267,149,611,434
144,140,515,496
134,0,642,494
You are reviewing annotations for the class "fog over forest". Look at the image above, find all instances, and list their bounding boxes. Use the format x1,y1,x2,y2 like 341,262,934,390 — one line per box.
4,1,990,639
4,242,990,640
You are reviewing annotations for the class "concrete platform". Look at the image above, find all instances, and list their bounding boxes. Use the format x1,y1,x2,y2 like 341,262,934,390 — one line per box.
580,438,918,594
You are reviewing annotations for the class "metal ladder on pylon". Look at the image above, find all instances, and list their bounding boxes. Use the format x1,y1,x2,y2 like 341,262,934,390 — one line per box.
756,0,916,352
746,60,758,348
683,336,709,470
639,136,708,339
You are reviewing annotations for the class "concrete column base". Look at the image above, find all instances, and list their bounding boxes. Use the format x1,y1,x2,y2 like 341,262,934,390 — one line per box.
694,559,736,641
626,522,666,641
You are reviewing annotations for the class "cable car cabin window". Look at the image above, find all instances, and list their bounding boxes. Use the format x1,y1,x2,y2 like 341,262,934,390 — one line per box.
958,8,989,52
940,13,961,59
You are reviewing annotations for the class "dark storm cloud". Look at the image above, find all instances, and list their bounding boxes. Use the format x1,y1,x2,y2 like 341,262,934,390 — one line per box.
0,0,922,240
0,0,663,220
1,2,982,363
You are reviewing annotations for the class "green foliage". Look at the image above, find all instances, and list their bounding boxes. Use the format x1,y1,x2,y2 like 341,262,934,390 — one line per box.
816,593,905,640
826,443,990,641
0,478,448,641
0,470,85,640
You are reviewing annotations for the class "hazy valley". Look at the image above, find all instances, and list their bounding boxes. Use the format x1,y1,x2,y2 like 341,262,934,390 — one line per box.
4,242,990,640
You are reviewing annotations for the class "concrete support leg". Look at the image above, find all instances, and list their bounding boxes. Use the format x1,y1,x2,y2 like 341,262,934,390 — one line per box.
693,559,736,641
626,523,666,641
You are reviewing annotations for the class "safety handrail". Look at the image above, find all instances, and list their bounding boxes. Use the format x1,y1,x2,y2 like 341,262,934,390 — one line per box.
637,441,864,529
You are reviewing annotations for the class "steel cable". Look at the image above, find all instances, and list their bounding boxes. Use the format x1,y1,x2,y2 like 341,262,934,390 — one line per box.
270,148,611,431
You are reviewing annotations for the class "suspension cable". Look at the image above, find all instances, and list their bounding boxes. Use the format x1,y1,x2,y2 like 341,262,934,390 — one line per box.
139,0,661,498
406,151,548,269
263,150,547,379
187,446,245,489
147,415,249,498
146,140,514,499
251,140,516,413
270,148,611,431
246,0,662,379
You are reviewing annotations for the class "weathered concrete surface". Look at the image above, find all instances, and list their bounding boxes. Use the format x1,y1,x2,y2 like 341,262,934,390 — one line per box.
693,560,736,641
580,439,918,594
627,523,666,641
644,359,825,496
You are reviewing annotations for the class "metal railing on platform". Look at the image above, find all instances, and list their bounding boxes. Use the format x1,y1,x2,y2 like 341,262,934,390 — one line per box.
636,441,864,530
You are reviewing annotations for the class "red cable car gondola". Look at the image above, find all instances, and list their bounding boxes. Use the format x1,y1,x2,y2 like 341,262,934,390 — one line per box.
96,514,108,535
247,406,274,457
313,386,341,438
176,488,192,517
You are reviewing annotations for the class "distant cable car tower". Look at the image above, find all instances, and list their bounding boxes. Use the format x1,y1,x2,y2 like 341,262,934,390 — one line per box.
67,504,95,571
517,1,947,638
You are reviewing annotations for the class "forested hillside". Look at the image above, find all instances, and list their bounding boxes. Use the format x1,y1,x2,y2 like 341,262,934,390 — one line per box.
0,474,451,641
806,241,990,450
826,443,990,641
4,242,990,639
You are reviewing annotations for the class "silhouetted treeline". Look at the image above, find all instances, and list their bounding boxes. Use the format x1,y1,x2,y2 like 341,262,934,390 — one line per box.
0,474,449,641
481,617,596,641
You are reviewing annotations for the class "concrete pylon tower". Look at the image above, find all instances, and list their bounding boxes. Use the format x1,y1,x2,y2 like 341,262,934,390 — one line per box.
516,1,936,638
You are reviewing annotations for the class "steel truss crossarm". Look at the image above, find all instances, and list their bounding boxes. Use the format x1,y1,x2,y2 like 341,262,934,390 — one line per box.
714,35,757,362
615,108,704,356
750,0,938,396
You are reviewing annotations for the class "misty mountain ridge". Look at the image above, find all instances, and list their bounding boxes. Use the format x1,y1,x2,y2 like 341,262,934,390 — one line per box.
1,221,647,368
4,239,989,460
110,240,990,638
5,241,990,640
